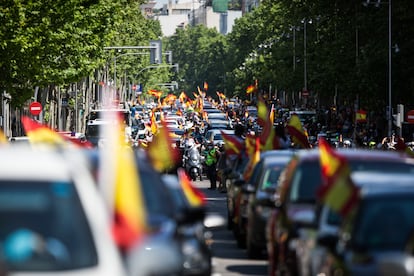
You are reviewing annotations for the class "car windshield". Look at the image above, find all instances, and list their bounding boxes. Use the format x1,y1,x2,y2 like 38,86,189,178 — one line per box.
352,196,414,251
140,169,175,218
288,160,414,204
260,166,285,191
0,181,97,271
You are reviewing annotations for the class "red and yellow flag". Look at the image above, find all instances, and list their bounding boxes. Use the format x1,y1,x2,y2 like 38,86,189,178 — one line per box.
246,85,255,94
111,119,147,251
146,120,180,172
177,168,205,207
269,104,275,125
221,130,244,156
148,89,162,98
179,91,188,103
317,138,360,217
21,116,67,146
355,109,367,123
286,114,310,149
243,136,260,181
203,81,208,91
257,97,279,151
150,109,158,135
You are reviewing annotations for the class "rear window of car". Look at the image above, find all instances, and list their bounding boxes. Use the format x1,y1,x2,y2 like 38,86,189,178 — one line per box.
0,181,98,271
288,159,414,204
352,196,414,251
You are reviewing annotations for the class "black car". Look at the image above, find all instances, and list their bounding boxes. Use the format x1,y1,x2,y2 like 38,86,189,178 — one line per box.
243,151,294,259
317,172,414,276
161,173,212,276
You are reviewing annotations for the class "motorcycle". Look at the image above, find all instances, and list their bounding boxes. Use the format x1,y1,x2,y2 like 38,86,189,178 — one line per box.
183,144,203,181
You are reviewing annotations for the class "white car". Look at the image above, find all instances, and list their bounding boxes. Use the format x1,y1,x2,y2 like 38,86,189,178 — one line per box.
0,145,127,276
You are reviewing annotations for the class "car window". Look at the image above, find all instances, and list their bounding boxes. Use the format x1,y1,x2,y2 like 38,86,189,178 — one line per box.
0,181,98,271
140,169,175,218
352,196,414,251
260,166,285,191
288,159,414,204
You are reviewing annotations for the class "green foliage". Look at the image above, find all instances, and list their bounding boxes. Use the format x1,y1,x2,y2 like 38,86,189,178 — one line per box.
0,0,158,106
165,25,228,98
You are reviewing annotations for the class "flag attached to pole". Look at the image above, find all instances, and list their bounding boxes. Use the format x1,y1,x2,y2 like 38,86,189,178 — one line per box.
317,138,360,217
286,114,310,149
355,109,367,123
177,168,205,207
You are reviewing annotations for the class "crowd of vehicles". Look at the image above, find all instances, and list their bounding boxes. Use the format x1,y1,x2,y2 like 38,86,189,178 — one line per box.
5,95,414,276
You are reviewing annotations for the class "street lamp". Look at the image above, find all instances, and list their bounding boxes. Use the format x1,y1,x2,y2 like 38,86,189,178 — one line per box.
363,0,392,137
301,18,312,92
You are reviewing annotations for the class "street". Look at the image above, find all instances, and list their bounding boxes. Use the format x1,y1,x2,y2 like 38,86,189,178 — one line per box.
193,179,268,276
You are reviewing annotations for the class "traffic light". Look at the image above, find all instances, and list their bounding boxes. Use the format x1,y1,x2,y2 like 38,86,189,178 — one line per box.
149,40,162,64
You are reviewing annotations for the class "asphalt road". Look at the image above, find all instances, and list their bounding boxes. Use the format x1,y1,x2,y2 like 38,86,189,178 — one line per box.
193,178,268,276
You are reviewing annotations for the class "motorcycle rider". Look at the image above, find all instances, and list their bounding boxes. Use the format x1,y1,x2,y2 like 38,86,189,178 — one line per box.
183,138,202,181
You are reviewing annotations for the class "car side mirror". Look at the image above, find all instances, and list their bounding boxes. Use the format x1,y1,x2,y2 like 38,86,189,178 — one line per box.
317,233,339,252
233,179,245,187
176,206,205,225
241,183,255,194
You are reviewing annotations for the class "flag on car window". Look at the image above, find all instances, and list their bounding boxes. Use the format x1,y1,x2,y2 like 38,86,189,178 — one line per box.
317,137,360,217
243,136,260,181
177,168,205,207
111,118,147,251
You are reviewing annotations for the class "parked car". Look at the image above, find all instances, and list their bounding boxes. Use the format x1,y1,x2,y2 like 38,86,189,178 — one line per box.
161,174,212,276
0,145,127,276
266,149,414,276
243,151,295,259
316,172,414,276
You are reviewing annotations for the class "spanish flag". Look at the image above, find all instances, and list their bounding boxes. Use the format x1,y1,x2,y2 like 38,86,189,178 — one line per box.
246,85,255,94
203,81,208,91
286,114,310,149
257,97,279,151
243,136,260,181
150,109,158,135
221,130,245,156
355,109,367,123
111,119,148,251
177,168,205,207
21,116,67,146
146,119,180,172
317,138,360,217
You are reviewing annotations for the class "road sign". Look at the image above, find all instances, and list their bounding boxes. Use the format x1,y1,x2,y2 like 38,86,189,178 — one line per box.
407,110,414,123
302,90,309,97
29,101,42,116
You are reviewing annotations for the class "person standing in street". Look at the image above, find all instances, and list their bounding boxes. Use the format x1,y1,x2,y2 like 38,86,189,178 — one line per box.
205,142,218,190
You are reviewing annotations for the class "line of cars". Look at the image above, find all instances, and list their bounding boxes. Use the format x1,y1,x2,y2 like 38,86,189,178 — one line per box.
223,145,414,276
0,143,219,276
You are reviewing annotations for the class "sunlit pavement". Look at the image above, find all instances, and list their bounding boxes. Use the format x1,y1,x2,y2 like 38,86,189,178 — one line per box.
193,178,268,276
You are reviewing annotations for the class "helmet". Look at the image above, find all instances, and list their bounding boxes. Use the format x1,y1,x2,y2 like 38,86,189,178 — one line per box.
187,138,195,148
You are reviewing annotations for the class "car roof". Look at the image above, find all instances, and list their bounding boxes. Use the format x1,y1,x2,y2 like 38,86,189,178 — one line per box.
294,148,414,164
352,171,414,197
